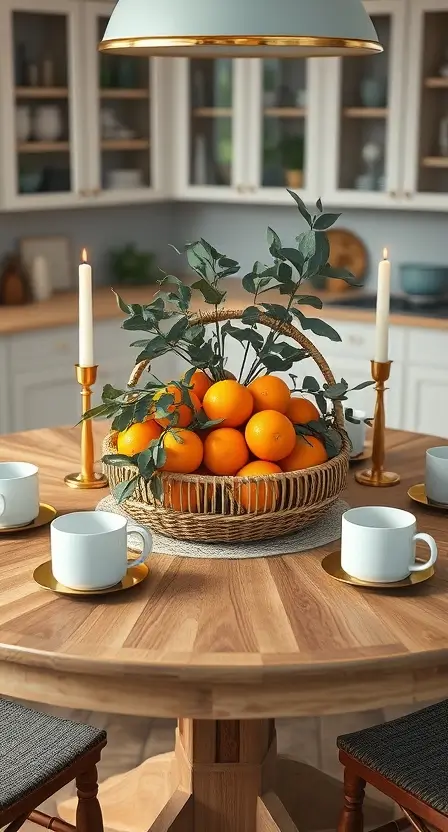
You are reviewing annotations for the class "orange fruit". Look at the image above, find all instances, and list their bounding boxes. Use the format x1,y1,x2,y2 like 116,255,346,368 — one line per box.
235,461,282,513
185,369,212,401
280,435,328,472
163,480,198,512
154,384,201,428
117,420,162,456
161,429,203,473
245,411,296,462
248,375,291,414
202,380,253,428
203,427,249,475
286,397,320,425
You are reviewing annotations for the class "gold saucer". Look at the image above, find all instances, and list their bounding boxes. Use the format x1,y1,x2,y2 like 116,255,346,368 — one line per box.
33,559,149,596
408,483,448,510
322,550,434,589
349,444,372,464
0,503,57,534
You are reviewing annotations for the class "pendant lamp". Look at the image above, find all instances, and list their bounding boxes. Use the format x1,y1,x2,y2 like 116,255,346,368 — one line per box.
99,0,382,57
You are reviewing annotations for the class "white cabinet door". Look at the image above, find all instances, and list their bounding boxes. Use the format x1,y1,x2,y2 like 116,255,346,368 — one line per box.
402,0,448,210
0,0,85,211
243,57,322,205
173,57,249,202
404,364,448,438
11,367,79,431
0,340,11,434
322,0,407,209
83,1,166,206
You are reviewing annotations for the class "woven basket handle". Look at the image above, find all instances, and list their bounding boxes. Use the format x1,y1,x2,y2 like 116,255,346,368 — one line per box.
126,308,344,432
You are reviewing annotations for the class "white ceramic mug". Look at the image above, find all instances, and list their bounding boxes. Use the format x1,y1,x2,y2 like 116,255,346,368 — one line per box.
50,511,152,590
341,506,438,583
0,462,39,528
426,446,448,505
344,409,366,458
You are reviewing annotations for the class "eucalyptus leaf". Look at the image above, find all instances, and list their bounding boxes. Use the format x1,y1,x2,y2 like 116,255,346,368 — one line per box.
279,247,305,273
351,380,375,391
133,396,153,424
315,393,327,416
184,323,205,343
277,262,293,281
114,477,138,504
292,308,341,342
221,321,264,349
241,306,260,324
152,442,167,469
112,290,132,314
102,454,136,467
294,295,323,310
150,475,164,503
82,402,120,422
267,227,283,258
122,315,148,332
318,264,358,285
102,384,124,402
191,278,226,305
324,380,349,399
242,273,256,294
112,408,135,432
166,316,189,343
302,375,320,393
261,303,292,323
303,232,330,278
313,213,341,231
138,448,156,477
287,189,312,226
316,198,323,213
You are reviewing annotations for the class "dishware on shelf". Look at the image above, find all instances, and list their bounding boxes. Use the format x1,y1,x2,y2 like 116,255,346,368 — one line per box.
16,106,31,142
34,106,63,142
340,505,438,583
425,446,448,506
0,462,39,529
263,90,277,108
30,255,52,302
355,361,400,488
50,511,152,591
354,173,376,191
193,134,208,185
0,503,56,534
322,550,435,589
439,48,448,78
42,58,54,88
408,482,448,509
117,57,138,89
344,409,366,458
27,63,39,87
33,560,149,595
359,77,387,108
106,169,143,190
400,264,448,299
19,170,43,194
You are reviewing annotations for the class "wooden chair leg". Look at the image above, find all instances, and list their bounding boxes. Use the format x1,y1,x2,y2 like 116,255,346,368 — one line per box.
75,766,104,832
337,768,366,832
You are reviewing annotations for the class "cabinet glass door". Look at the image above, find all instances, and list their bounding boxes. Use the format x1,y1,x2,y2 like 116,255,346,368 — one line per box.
324,1,404,205
403,0,448,206
260,59,308,191
94,12,151,195
3,1,81,205
188,58,234,188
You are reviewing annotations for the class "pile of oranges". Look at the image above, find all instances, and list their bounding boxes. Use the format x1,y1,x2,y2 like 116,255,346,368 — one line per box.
116,370,329,512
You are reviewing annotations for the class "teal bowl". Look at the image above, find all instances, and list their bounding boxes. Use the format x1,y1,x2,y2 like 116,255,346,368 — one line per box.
400,264,448,296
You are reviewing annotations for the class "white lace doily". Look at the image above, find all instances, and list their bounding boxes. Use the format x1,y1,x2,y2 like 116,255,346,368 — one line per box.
96,495,348,559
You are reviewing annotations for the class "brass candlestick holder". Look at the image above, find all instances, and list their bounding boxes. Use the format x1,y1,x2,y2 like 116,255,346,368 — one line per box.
65,365,108,490
355,360,400,488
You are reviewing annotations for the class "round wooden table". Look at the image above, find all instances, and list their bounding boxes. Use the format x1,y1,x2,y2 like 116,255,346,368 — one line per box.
0,425,447,832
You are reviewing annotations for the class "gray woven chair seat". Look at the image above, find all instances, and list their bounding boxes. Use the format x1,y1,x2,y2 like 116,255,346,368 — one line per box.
338,700,448,815
0,699,106,811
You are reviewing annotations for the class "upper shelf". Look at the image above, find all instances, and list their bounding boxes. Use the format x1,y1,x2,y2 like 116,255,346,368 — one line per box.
424,77,448,88
263,107,307,118
16,87,68,99
100,89,149,100
343,107,389,118
192,107,233,118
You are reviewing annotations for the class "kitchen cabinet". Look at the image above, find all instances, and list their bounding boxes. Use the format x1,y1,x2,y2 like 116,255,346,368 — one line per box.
0,0,166,211
404,365,448,438
322,0,407,209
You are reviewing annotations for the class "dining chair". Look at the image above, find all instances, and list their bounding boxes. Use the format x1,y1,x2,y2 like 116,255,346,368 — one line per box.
337,699,448,832
0,698,106,832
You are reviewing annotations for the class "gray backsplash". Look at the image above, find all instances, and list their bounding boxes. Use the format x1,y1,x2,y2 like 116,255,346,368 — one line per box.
1,201,447,292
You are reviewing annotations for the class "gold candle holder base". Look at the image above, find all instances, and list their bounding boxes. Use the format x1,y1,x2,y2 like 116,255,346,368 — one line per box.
355,360,400,488
65,365,108,491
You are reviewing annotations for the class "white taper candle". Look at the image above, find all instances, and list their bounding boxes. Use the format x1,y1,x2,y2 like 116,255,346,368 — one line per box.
374,248,391,363
79,249,94,367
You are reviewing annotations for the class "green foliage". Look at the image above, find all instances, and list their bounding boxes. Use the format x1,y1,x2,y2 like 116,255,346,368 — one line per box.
84,190,373,480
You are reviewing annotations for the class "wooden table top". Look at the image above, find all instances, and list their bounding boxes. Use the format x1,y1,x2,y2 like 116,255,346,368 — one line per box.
0,424,447,720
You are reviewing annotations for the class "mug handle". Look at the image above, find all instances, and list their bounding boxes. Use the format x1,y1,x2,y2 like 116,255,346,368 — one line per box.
126,522,152,567
0,495,5,518
410,533,438,572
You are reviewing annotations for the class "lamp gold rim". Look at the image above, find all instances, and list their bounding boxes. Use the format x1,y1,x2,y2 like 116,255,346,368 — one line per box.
99,35,383,54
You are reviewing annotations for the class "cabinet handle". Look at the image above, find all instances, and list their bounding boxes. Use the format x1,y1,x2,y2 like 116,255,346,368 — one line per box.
405,191,413,199
389,191,397,198
92,188,102,197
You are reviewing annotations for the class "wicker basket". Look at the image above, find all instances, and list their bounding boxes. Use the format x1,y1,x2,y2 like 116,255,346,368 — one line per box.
102,309,350,542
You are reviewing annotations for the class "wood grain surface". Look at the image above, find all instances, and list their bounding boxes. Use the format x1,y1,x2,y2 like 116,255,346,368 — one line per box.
0,283,447,335
0,425,447,719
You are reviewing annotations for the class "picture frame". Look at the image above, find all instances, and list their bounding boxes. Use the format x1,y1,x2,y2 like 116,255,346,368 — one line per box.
20,235,73,292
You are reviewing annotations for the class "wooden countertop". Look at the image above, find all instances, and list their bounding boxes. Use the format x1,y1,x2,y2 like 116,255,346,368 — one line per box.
0,424,447,720
0,283,447,335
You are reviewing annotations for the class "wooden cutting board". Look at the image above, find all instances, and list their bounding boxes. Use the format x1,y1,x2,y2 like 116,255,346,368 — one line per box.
326,229,368,292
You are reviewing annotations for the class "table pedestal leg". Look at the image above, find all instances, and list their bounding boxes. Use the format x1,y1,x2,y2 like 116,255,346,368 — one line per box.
59,719,391,832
